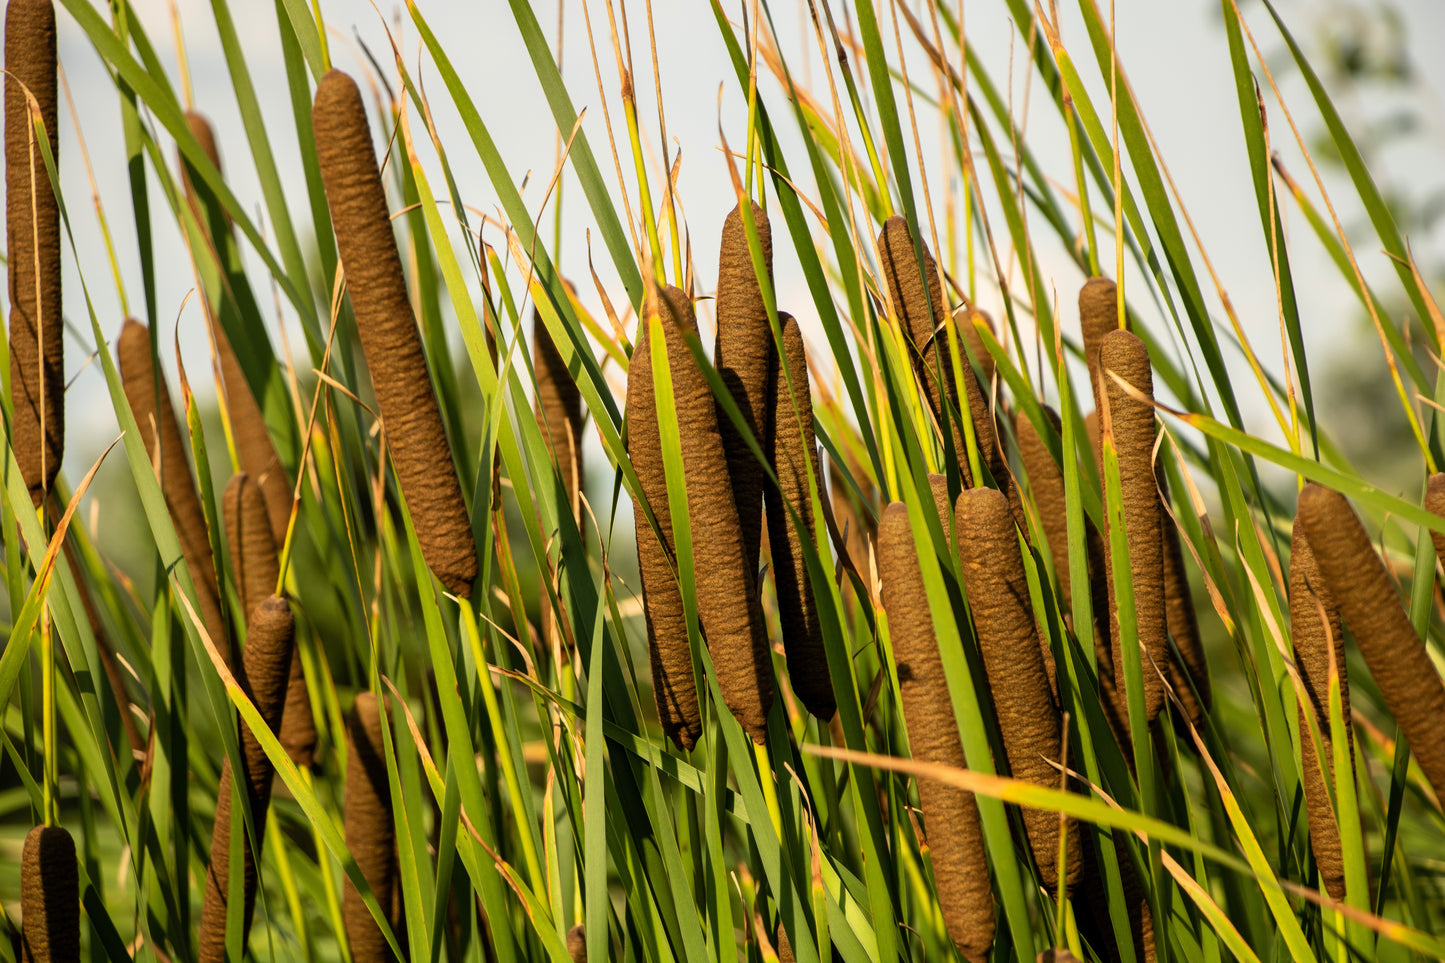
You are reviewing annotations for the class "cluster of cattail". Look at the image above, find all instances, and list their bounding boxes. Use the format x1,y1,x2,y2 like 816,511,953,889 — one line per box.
625,201,839,749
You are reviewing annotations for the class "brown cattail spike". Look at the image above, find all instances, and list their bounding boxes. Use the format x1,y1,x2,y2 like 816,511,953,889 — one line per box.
878,501,994,960
1425,473,1445,572
197,597,296,963
534,305,585,516
1014,407,1073,689
956,304,997,388
1079,277,1121,408
20,824,78,963
955,487,1083,893
638,285,774,742
313,69,477,598
1158,452,1211,730
344,692,398,963
1288,519,1353,901
714,201,774,591
565,924,586,963
1098,329,1167,734
118,319,229,662
628,292,702,750
1298,483,1445,802
7,0,62,504
767,314,834,720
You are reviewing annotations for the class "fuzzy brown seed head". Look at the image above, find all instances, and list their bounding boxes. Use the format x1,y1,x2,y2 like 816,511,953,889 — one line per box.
878,501,995,959
1016,408,1069,603
715,201,775,591
1298,483,1445,803
1288,518,1352,901
534,306,585,513
767,314,834,720
198,597,294,963
313,68,477,598
1079,277,1121,401
1098,329,1167,733
344,692,398,963
7,0,62,502
955,487,1082,892
878,215,946,351
955,304,997,387
20,824,78,963
566,924,586,963
225,472,279,625
117,319,229,662
627,291,701,750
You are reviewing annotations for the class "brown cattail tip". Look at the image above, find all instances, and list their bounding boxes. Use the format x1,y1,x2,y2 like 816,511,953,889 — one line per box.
1098,328,1152,398
1079,276,1121,365
20,824,79,963
313,68,478,599
224,472,279,625
1425,473,1445,570
719,201,773,281
877,214,946,351
566,924,586,963
954,304,997,385
344,691,397,963
184,110,222,170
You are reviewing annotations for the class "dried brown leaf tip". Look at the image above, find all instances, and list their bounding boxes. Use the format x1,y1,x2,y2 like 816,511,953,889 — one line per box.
117,319,228,663
878,501,994,960
715,201,775,592
1098,329,1168,735
767,314,834,720
955,487,1082,893
1299,483,1445,802
1288,518,1353,901
344,692,399,963
20,824,78,963
7,0,63,504
313,68,477,598
197,597,295,963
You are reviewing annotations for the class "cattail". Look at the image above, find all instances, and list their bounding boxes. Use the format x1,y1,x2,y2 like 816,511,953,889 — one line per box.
565,924,586,963
534,303,585,655
767,314,834,720
828,459,875,601
344,692,398,963
197,597,295,963
181,110,292,548
956,304,996,388
628,296,701,751
878,501,994,960
1098,329,1167,734
715,201,774,590
1425,473,1445,571
1298,483,1445,802
118,319,229,661
1014,407,1071,699
1288,519,1353,901
1078,841,1155,963
7,0,62,505
1158,458,1210,731
20,824,78,963
955,487,1082,893
226,473,314,767
630,285,774,744
312,69,477,598
1079,277,1120,410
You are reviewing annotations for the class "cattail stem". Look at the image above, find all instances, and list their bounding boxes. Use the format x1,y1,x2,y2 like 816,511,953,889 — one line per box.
1288,518,1354,901
117,319,229,662
714,202,774,591
1098,329,1168,734
766,314,834,720
344,692,398,963
955,487,1082,893
312,69,476,598
878,501,994,961
1298,483,1445,802
197,597,296,963
20,824,78,963
7,0,62,504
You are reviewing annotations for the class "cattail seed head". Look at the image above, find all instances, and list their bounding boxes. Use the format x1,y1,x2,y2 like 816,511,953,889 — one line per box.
955,487,1082,892
1079,277,1121,407
767,314,834,720
715,201,774,588
1298,483,1445,803
1098,329,1167,734
118,319,228,662
1288,518,1353,901
198,597,295,963
7,0,62,504
878,501,994,959
565,924,586,963
344,692,398,963
955,304,997,387
1425,473,1445,571
20,824,78,963
313,69,477,598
